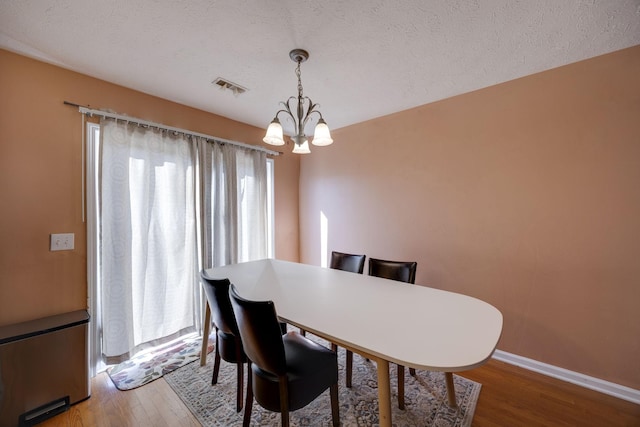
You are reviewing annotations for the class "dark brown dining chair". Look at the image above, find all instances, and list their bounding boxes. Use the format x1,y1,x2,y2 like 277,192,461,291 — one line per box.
368,257,418,410
329,251,366,388
200,272,247,412
330,250,366,274
229,285,340,427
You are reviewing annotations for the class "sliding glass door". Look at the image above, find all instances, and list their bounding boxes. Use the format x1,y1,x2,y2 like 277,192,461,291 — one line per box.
86,120,274,374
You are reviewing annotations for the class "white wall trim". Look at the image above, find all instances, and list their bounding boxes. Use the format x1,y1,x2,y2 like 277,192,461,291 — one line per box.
492,350,640,405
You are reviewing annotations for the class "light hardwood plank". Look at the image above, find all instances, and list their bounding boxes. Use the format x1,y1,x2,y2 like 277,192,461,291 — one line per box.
38,372,199,427
39,359,639,426
457,360,640,427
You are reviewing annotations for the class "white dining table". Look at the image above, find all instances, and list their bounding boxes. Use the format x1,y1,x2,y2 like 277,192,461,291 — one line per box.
200,258,503,427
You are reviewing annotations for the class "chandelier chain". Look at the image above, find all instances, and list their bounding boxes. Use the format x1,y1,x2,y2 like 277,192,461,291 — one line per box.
296,60,304,99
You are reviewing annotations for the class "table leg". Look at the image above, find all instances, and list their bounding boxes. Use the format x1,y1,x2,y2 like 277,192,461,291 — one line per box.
375,357,392,427
445,372,458,408
200,303,211,366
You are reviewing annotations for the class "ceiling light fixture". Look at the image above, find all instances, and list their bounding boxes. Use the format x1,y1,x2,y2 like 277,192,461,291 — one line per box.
263,49,333,154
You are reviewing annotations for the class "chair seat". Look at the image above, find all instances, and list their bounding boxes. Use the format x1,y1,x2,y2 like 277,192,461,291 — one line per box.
253,332,338,412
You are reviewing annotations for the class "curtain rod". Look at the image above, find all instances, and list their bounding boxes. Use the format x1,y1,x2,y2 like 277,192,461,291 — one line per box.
64,101,281,156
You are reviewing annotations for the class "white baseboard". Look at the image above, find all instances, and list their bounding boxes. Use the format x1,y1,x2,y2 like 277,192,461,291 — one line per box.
492,350,640,405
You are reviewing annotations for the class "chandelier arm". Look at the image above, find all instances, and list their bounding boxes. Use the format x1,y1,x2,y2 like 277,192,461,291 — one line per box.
301,104,323,130
297,99,305,138
302,93,327,124
276,97,325,136
282,96,298,108
281,97,300,136
273,108,294,121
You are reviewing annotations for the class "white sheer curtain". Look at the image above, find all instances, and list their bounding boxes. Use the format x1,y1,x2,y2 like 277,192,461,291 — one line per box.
100,119,198,361
199,140,268,269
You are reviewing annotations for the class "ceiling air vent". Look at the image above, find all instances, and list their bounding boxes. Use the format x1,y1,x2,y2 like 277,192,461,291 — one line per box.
212,78,247,96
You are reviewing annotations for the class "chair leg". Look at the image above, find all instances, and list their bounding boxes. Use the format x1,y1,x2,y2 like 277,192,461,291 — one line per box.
330,382,340,427
212,348,221,385
331,344,353,388
235,362,244,412
346,350,353,388
397,364,405,410
278,376,290,427
410,367,416,376
243,362,253,427
234,341,245,412
281,411,290,427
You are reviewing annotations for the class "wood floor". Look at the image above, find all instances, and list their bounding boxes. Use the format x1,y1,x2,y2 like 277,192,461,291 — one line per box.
40,359,639,427
459,361,639,427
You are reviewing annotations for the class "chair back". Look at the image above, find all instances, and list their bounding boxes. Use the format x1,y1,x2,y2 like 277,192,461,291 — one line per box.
330,251,366,274
200,272,240,336
229,284,287,376
368,258,417,284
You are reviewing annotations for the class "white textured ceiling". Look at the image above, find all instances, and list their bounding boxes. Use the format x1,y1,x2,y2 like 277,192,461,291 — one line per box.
1,1,639,133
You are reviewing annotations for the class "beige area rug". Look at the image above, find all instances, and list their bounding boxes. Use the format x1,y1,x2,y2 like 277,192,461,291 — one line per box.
165,335,481,426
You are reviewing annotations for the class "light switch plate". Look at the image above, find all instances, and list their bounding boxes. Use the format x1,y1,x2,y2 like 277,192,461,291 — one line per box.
50,233,74,251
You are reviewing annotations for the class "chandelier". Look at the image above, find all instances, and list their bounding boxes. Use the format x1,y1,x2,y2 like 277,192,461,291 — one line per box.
263,49,333,154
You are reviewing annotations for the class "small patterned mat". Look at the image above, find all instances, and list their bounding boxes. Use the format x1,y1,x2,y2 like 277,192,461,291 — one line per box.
165,334,481,426
107,334,213,390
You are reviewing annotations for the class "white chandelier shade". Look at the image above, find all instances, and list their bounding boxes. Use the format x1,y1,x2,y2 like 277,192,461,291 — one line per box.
292,139,311,154
311,119,333,146
263,118,286,146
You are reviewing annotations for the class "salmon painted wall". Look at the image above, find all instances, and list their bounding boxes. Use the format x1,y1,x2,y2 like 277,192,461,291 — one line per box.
299,46,640,389
0,49,300,326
